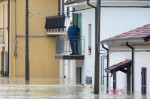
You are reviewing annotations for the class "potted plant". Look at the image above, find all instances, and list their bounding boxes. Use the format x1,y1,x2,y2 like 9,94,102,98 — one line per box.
88,46,91,54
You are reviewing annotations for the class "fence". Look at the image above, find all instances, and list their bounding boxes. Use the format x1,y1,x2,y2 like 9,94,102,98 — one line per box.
45,15,66,33
56,36,85,55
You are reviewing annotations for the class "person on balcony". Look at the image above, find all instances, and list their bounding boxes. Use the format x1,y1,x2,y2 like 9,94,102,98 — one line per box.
67,21,80,55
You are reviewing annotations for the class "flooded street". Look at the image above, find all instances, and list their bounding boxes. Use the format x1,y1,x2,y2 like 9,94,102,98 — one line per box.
0,77,149,99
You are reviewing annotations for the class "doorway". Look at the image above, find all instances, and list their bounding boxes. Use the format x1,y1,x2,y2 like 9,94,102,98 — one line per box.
76,67,82,84
73,13,82,55
141,68,147,94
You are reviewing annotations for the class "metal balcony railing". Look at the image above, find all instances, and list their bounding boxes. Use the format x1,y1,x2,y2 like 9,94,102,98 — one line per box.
75,0,86,3
56,36,85,55
0,28,4,43
45,15,66,33
66,0,86,4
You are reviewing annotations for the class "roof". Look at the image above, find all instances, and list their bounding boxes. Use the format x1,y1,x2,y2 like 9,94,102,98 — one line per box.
105,60,132,73
102,24,150,44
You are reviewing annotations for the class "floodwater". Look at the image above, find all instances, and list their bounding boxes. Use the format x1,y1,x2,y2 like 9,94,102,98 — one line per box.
0,77,149,99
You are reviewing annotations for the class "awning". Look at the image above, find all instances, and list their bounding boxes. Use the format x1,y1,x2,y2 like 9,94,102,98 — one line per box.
105,60,132,73
45,16,66,29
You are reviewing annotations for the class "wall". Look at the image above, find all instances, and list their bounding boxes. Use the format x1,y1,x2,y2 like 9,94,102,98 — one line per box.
101,8,150,41
81,8,95,85
134,44,150,93
9,0,60,78
109,43,150,94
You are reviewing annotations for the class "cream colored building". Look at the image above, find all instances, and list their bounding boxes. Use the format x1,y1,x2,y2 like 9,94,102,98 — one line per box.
0,0,8,76
0,0,60,78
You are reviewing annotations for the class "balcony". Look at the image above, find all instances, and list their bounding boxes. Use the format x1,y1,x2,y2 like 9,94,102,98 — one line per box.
45,15,67,36
0,28,5,47
66,0,86,4
55,36,85,60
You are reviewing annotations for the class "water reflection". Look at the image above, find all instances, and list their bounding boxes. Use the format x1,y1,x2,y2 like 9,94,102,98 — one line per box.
0,77,149,98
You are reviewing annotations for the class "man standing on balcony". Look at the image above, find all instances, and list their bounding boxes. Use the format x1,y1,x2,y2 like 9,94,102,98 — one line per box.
67,21,80,55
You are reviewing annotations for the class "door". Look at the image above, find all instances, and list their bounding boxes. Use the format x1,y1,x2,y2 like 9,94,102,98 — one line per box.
73,13,82,55
76,67,82,84
141,68,147,94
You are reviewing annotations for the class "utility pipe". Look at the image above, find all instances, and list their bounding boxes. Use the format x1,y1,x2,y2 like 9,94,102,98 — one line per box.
126,42,134,94
8,0,10,77
14,0,17,78
25,0,29,81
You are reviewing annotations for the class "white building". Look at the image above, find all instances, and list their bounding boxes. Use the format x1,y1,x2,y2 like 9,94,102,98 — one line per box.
101,23,150,94
57,0,150,89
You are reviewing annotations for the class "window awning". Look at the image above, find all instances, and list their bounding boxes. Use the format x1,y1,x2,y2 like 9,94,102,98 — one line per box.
105,60,132,73
45,16,66,29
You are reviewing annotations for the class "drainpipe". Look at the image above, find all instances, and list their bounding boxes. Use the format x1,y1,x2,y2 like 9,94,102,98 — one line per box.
62,0,64,16
13,0,17,78
8,0,10,77
87,0,96,9
58,0,61,16
126,42,134,94
102,44,109,92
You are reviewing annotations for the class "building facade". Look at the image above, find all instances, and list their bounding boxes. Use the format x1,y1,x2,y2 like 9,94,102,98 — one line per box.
61,0,150,87
0,0,9,76
102,24,150,94
0,0,64,78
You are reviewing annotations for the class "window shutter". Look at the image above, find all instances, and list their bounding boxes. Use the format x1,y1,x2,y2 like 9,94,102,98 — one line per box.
73,13,78,26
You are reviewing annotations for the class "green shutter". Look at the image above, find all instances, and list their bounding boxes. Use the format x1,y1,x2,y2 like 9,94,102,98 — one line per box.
73,13,78,26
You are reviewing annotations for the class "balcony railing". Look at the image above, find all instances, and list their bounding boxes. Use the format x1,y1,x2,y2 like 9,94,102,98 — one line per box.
0,28,4,43
45,15,67,35
66,0,86,4
56,36,85,55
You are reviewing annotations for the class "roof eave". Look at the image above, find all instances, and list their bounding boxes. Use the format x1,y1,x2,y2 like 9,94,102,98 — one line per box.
101,37,145,45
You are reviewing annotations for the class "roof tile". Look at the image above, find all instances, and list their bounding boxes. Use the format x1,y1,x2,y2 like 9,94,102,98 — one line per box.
103,24,150,41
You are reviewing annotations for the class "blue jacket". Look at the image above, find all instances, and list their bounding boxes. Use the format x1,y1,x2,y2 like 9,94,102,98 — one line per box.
67,25,80,38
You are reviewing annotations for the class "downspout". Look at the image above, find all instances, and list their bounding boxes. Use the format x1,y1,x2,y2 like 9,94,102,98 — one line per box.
58,0,60,16
62,0,64,16
8,0,10,77
87,0,96,9
102,44,109,92
126,42,134,94
14,0,17,78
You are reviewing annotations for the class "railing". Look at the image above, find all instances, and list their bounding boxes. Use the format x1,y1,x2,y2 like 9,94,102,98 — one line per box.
0,28,4,43
56,36,85,55
66,0,86,4
45,15,66,33
46,28,67,33
75,0,86,3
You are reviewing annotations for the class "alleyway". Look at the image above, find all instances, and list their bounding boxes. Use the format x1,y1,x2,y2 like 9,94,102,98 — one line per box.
0,77,149,99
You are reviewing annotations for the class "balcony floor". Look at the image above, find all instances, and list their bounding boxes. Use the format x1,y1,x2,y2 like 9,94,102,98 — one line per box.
55,55,84,60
